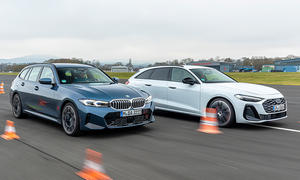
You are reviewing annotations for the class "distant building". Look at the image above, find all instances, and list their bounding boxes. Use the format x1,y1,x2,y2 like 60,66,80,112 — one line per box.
262,65,275,72
274,58,300,72
127,58,134,72
188,61,239,72
111,66,129,72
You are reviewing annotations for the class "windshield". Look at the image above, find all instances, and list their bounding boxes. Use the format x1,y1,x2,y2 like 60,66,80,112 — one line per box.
57,67,113,84
190,68,236,83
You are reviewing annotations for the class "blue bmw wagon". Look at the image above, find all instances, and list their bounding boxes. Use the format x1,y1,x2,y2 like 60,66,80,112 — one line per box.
10,63,155,136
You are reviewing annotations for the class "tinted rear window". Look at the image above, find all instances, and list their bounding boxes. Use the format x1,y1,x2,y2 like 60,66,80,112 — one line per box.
135,69,154,79
25,68,32,80
19,68,30,79
149,68,171,81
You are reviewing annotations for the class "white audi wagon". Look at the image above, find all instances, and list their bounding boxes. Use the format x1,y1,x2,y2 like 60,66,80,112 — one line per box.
126,65,287,127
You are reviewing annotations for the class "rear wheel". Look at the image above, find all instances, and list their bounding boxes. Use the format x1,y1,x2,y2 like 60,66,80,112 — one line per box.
208,98,236,127
61,103,80,136
12,94,25,118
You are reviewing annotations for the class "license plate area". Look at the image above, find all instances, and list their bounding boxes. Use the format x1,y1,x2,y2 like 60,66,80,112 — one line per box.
273,104,285,111
121,109,142,117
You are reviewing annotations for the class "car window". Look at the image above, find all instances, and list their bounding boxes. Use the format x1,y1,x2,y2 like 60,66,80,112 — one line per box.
28,67,42,82
149,68,170,81
24,68,32,80
171,68,196,82
190,68,235,83
88,68,111,82
135,69,154,79
40,67,54,81
19,68,30,79
57,67,113,84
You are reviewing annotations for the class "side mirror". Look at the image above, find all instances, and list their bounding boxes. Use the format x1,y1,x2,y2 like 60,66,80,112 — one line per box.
112,77,119,83
39,78,53,85
182,77,195,85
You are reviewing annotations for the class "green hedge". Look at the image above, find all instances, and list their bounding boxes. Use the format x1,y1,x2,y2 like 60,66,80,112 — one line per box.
226,72,300,86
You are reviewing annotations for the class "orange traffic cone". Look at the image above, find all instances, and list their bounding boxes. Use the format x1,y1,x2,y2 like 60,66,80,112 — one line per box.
77,149,113,180
0,81,4,94
1,120,20,140
198,108,222,134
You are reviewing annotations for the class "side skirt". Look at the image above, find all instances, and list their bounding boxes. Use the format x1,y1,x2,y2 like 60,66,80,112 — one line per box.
155,106,201,117
24,110,60,124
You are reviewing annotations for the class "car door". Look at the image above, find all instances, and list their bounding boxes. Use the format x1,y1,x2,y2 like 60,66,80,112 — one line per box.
131,68,170,109
145,67,171,109
15,67,31,105
129,69,154,91
25,66,43,112
167,67,201,115
36,66,60,118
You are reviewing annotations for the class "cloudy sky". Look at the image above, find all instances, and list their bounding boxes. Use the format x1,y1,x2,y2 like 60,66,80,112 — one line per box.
0,0,299,62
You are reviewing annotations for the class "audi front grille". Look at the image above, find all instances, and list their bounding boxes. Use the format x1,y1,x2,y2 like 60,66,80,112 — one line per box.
262,98,286,113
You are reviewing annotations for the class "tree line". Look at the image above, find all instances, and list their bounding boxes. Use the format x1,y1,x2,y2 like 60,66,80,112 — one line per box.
147,55,299,70
0,55,298,72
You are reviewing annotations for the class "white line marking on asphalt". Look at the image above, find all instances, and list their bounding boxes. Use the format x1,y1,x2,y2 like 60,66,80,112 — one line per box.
251,124,300,133
217,163,239,170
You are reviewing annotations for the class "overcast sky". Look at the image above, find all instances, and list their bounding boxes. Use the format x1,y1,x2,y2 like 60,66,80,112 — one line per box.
0,0,300,62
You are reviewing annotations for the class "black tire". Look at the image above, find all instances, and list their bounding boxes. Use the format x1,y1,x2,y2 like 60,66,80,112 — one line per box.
61,103,81,136
12,94,25,118
208,98,236,127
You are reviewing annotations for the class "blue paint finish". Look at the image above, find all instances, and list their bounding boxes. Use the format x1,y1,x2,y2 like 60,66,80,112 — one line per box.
10,63,155,131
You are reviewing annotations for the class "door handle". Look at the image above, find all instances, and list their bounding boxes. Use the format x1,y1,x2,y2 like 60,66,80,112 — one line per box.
21,82,25,86
34,86,39,91
169,86,176,89
145,84,152,86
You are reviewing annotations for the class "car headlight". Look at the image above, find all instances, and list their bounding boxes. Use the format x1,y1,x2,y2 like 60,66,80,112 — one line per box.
79,99,109,107
145,95,152,104
234,94,264,102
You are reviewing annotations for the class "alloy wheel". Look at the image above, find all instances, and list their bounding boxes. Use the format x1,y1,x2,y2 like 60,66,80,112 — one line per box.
12,95,21,117
62,105,77,134
210,100,232,126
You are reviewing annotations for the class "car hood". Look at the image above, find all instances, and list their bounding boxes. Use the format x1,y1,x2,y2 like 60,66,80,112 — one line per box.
206,82,281,95
63,83,146,100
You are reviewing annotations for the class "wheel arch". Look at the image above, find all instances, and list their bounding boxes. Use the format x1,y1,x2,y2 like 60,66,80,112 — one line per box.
11,90,20,98
59,98,79,123
11,91,21,106
60,98,82,136
206,96,237,116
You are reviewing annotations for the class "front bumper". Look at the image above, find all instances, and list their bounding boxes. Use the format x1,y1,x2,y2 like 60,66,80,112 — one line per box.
77,102,155,130
235,95,288,123
242,104,287,123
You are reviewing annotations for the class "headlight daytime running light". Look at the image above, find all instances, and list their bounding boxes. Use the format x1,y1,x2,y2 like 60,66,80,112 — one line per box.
145,95,152,104
79,99,109,107
234,94,264,102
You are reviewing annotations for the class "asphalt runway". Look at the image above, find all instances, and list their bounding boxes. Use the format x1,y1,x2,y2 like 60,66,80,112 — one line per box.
0,75,300,180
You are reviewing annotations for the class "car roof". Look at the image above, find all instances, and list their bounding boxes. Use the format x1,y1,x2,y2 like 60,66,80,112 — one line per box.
138,65,213,72
183,65,213,69
52,63,93,68
23,63,93,68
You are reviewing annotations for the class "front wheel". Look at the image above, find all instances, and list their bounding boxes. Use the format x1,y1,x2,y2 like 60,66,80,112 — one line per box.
208,98,236,127
61,103,81,136
12,94,25,118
